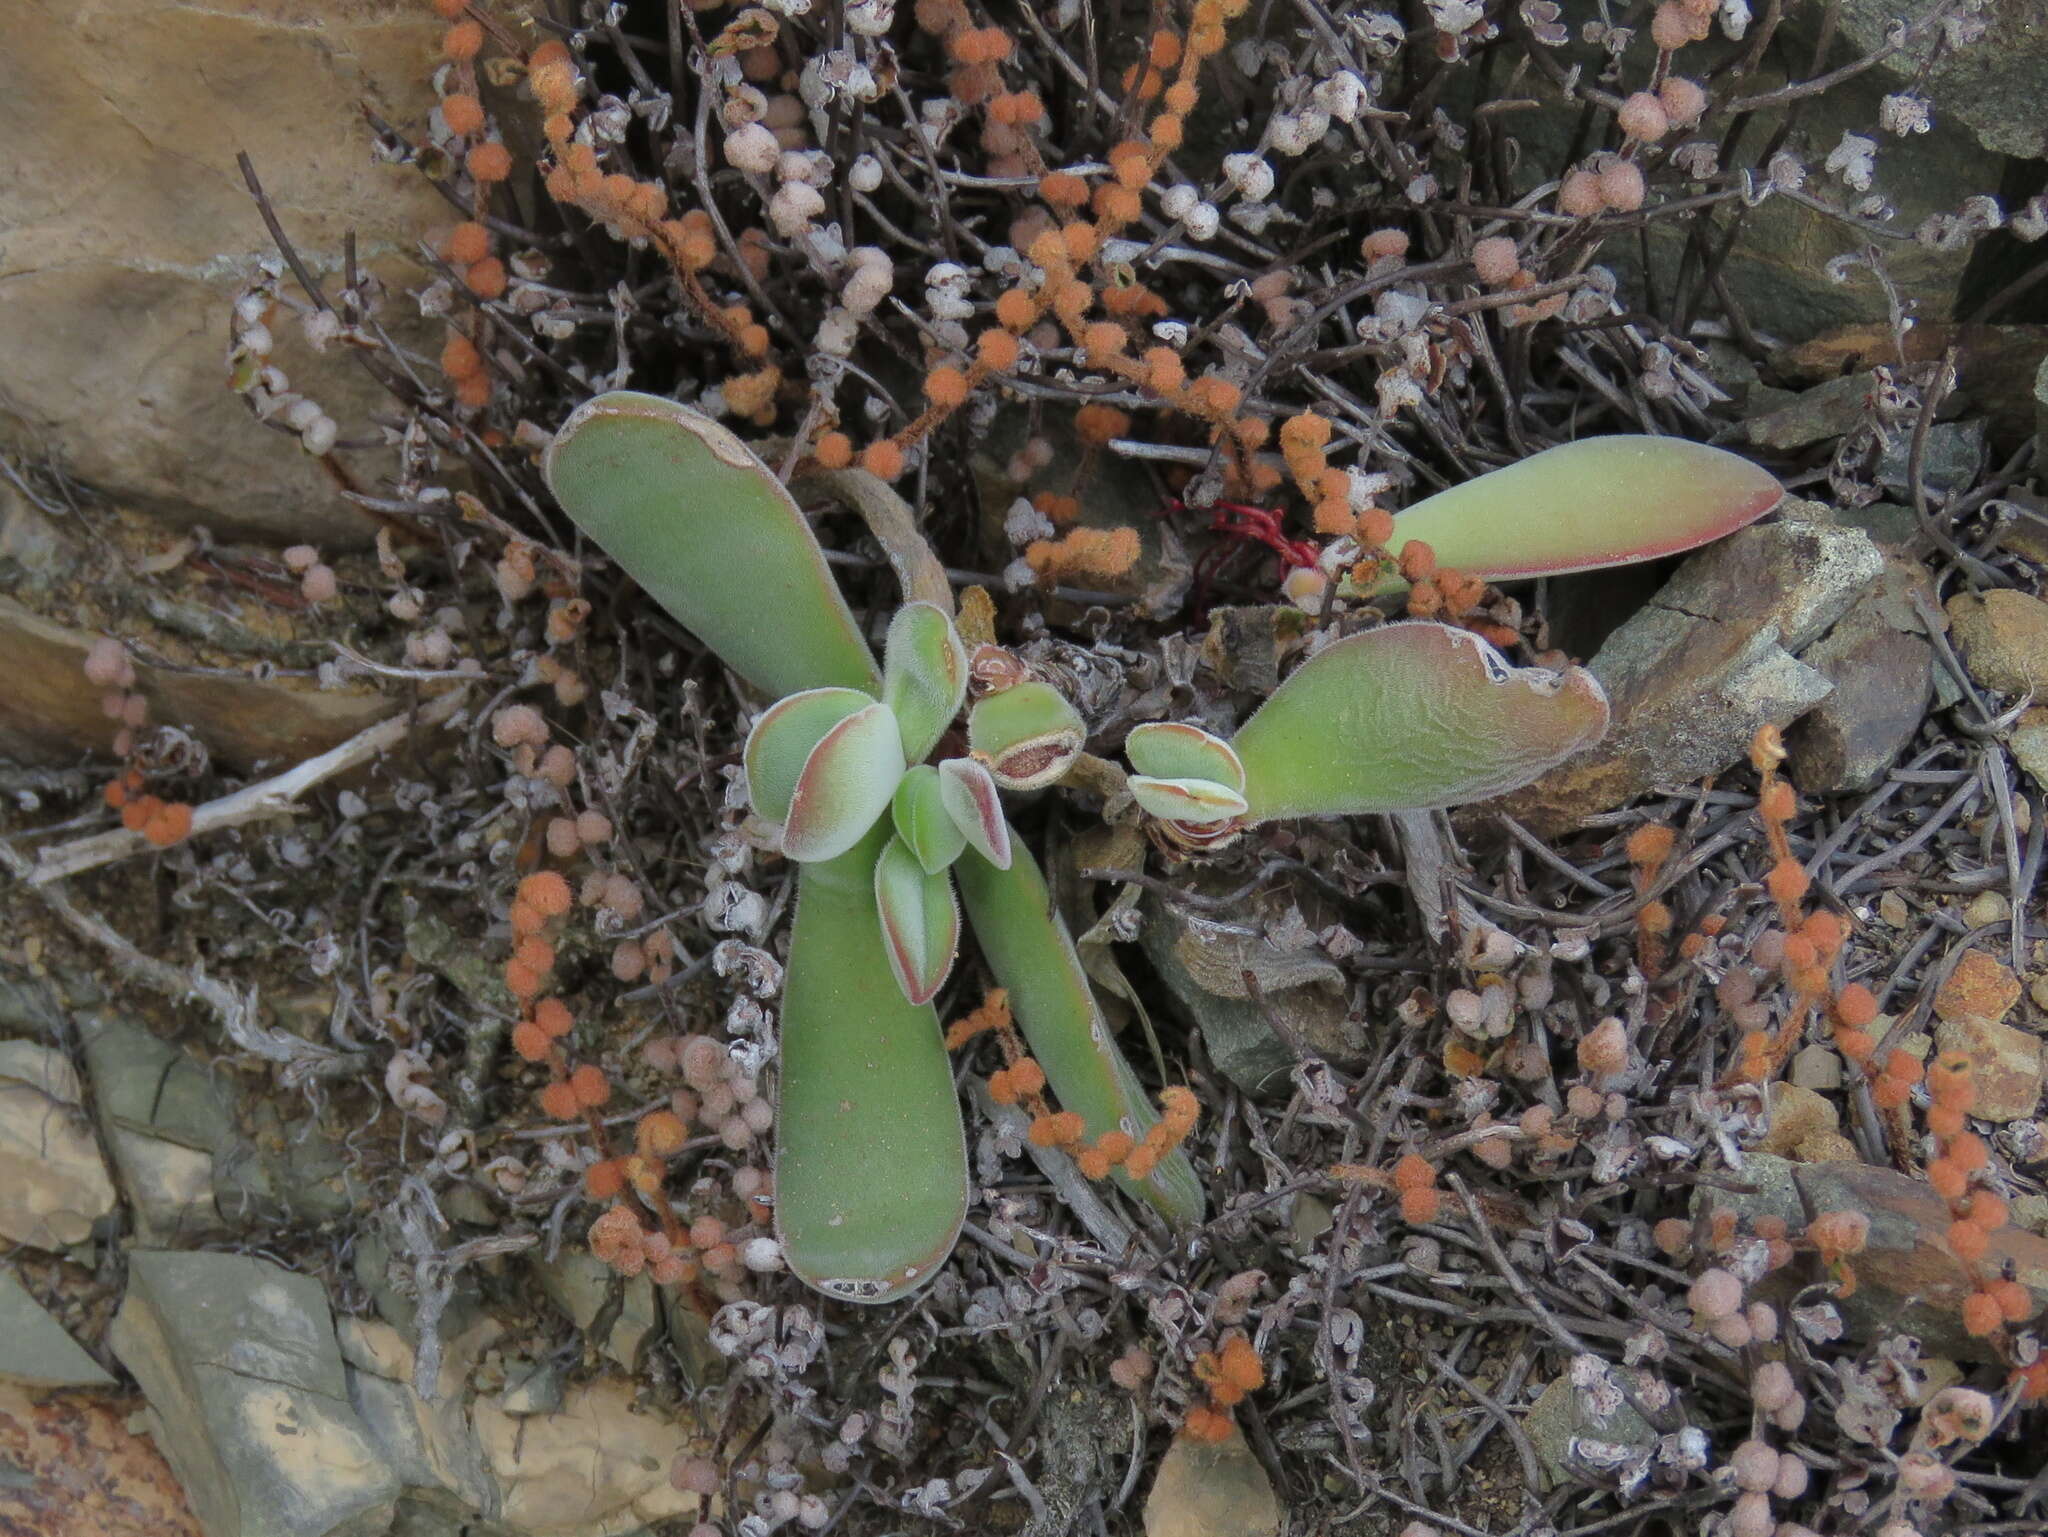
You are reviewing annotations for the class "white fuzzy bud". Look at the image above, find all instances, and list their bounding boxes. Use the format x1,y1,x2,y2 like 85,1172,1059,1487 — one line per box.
848,152,883,192
1222,153,1275,200
768,181,825,236
724,122,781,174
1183,201,1221,240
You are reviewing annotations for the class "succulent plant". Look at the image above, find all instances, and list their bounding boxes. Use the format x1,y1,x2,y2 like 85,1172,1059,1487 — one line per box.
545,390,1782,1304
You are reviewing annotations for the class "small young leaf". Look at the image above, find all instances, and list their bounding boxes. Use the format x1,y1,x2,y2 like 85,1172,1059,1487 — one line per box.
1124,722,1246,793
744,687,875,825
1231,621,1609,822
881,602,969,762
874,835,962,1005
542,392,879,697
782,702,907,863
892,765,967,874
1127,775,1249,825
777,827,968,1303
966,681,1085,790
1384,435,1783,581
937,758,1011,870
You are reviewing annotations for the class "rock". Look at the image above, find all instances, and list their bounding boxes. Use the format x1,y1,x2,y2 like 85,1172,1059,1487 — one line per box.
1143,1428,1281,1537
530,1253,663,1374
110,1249,399,1537
0,1040,118,1250
1201,605,1310,695
1698,1154,2048,1357
1775,324,2048,449
78,1016,228,1245
1493,512,1885,832
2014,707,2048,792
0,1266,116,1388
1945,589,2048,697
1521,1369,1657,1492
0,1378,205,1535
0,0,444,544
1934,949,2023,1024
1784,566,1936,792
1933,1014,2045,1122
473,1378,708,1535
337,1317,502,1525
0,594,401,771
1783,0,2048,161
1761,1082,1844,1160
1791,1044,1845,1092
1137,877,1355,1096
1742,372,1888,451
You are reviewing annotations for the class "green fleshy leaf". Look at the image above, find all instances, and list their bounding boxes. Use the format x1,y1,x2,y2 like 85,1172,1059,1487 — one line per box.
1127,775,1249,825
782,702,906,863
938,758,1011,870
1231,621,1609,823
542,392,878,697
1384,435,1783,582
777,826,968,1302
1124,722,1245,793
881,602,969,762
954,838,1205,1227
744,688,874,826
874,836,962,1005
966,682,1085,791
892,765,967,875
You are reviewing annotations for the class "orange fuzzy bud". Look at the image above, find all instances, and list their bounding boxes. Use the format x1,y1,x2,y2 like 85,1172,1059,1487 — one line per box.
1927,1158,1968,1202
1165,80,1198,114
1872,1077,1911,1110
1061,221,1101,261
1109,141,1152,190
987,1067,1019,1105
637,1110,688,1157
1834,1028,1874,1063
1149,28,1183,67
1392,1153,1436,1191
1008,1057,1046,1095
1965,1190,2008,1231
445,222,492,265
1357,507,1395,546
1950,1132,1989,1172
441,333,484,380
814,431,853,469
1398,540,1437,582
924,366,971,408
1927,1104,1968,1139
441,93,485,136
534,997,573,1038
504,959,542,1000
1988,1278,2033,1323
519,871,572,917
465,258,507,300
569,1063,610,1109
1075,403,1132,445
1219,1334,1263,1392
1399,1187,1442,1224
860,440,905,480
1038,171,1089,207
1181,1406,1233,1443
995,288,1036,330
1962,1290,2002,1337
1626,823,1676,866
1093,183,1142,224
1149,113,1185,150
1095,1130,1135,1164
511,1021,550,1062
142,801,193,847
1189,376,1241,416
1765,858,1809,908
1759,780,1796,822
1076,1147,1113,1179
1833,983,1877,1027
467,141,513,183
585,1159,627,1199
538,1079,579,1119
977,329,1021,370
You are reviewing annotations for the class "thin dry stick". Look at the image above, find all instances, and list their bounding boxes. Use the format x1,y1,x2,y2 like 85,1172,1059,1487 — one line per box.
29,687,469,886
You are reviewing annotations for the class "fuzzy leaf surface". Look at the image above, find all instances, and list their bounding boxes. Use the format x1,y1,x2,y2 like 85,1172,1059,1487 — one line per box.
892,765,967,875
955,839,1205,1226
874,835,962,1005
937,758,1011,869
542,392,878,697
1384,434,1783,581
776,827,967,1302
881,602,969,762
1231,621,1610,822
967,681,1085,790
1124,722,1245,793
744,688,873,826
781,702,906,863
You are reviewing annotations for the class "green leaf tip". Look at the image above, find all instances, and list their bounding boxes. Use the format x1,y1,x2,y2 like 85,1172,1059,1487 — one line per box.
967,681,1085,791
875,835,961,1005
1128,775,1249,825
1385,434,1783,582
744,687,874,826
892,765,968,875
1231,621,1609,823
937,757,1011,869
882,602,969,763
780,701,906,863
542,391,878,698
1125,722,1245,793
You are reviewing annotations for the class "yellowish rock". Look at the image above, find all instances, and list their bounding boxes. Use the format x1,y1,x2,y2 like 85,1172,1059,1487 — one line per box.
1934,948,2022,1024
1934,1014,2046,1122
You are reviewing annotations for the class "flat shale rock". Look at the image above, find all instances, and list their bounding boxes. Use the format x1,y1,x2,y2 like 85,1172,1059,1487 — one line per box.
1698,1154,2048,1358
109,1249,399,1537
1945,589,2048,697
1784,561,1937,792
1493,512,1885,833
0,1267,117,1388
0,1040,118,1252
